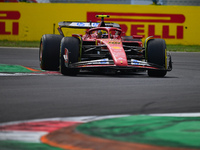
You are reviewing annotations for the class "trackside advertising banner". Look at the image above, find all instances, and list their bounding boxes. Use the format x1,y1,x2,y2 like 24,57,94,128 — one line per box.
0,3,199,45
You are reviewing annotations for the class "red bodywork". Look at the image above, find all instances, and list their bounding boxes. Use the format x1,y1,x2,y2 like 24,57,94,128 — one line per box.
58,17,171,72
71,25,146,69
83,27,128,67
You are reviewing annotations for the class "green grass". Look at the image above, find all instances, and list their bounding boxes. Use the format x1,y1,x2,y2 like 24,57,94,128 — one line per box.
0,40,40,48
167,45,200,52
0,40,200,52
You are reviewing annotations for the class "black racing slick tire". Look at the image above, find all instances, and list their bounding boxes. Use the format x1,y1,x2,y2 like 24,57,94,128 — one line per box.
39,34,63,71
60,37,80,76
147,39,167,77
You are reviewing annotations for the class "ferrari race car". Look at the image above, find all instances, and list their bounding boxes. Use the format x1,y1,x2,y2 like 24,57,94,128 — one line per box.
39,15,172,77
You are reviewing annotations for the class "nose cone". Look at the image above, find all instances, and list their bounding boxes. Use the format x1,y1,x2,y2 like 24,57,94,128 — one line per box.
115,58,128,66
110,48,128,66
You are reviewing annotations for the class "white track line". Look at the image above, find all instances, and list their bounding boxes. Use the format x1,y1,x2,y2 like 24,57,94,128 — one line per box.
149,112,200,117
0,115,130,126
0,131,47,143
0,73,46,76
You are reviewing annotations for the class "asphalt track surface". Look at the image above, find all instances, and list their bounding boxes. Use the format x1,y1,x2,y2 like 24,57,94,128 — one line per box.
0,47,200,123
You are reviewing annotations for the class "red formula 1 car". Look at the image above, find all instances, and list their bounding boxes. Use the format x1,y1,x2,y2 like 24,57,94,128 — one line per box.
39,15,172,77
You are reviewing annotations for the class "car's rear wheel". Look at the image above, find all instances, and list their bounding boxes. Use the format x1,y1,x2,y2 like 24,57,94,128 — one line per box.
39,34,63,71
147,39,167,77
60,37,80,76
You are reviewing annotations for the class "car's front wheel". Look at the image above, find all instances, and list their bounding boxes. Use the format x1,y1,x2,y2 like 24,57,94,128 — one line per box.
147,39,167,77
60,37,80,76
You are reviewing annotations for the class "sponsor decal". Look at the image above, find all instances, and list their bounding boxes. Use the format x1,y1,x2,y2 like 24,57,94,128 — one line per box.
87,58,110,65
77,22,85,26
132,59,140,65
109,41,121,44
112,46,121,49
70,22,99,28
87,12,185,39
131,59,149,66
92,23,99,27
100,58,109,64
0,11,20,35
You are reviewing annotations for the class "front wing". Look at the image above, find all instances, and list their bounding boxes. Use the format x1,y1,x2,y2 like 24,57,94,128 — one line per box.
68,55,172,71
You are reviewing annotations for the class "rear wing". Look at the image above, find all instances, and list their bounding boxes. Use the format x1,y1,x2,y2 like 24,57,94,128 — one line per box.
58,21,120,29
57,21,121,36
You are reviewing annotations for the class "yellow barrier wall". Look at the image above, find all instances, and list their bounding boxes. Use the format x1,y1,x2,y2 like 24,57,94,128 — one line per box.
0,3,199,45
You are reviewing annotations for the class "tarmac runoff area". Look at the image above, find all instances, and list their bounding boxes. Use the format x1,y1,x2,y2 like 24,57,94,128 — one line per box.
0,63,200,149
0,113,200,150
